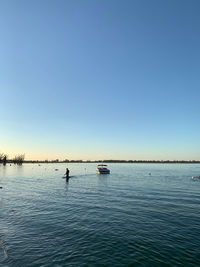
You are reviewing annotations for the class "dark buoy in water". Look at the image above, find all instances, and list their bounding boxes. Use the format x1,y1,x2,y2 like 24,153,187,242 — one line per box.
55,169,59,171
0,187,3,189
149,173,151,176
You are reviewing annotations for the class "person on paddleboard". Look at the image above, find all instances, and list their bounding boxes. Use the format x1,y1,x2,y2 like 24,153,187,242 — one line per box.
65,168,70,181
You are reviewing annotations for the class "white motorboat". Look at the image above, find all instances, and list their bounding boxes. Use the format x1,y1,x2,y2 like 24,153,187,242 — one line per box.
96,164,110,174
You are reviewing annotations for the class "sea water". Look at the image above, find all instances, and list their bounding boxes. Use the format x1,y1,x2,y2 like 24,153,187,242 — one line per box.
0,163,200,266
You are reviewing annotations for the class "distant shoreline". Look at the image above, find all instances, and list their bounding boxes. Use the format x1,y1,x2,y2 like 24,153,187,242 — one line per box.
4,160,200,164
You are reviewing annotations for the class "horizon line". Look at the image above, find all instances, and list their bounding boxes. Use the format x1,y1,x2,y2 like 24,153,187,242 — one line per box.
3,159,200,164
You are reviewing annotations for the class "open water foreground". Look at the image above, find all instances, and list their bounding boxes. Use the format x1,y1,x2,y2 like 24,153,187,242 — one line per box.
0,163,200,266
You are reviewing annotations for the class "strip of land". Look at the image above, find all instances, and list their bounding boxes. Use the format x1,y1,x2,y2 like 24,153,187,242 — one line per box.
5,160,200,164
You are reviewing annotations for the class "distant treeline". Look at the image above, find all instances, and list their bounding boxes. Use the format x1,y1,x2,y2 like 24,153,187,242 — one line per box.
23,159,200,164
0,153,25,165
1,154,199,164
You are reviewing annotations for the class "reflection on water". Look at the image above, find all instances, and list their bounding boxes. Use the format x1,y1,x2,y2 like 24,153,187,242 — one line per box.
0,164,24,178
0,163,200,266
97,174,109,187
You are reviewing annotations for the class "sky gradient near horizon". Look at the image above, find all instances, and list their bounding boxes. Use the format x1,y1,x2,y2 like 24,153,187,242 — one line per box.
1,0,200,160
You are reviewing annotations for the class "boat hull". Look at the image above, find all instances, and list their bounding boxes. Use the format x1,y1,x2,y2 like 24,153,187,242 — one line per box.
96,169,110,174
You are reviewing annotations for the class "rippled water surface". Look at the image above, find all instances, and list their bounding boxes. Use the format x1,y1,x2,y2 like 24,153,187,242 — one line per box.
0,163,200,266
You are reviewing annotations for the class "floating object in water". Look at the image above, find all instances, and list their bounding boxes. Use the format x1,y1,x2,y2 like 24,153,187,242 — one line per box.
55,169,59,171
0,187,3,189
192,176,200,179
0,241,8,259
149,173,151,175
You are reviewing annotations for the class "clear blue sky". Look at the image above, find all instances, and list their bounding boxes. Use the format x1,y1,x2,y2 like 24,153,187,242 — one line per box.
0,0,200,160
